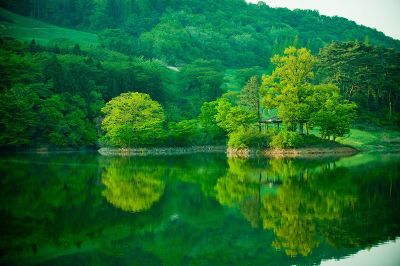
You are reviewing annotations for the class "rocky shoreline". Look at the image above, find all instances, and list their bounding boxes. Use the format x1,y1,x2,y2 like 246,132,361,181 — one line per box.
98,145,358,157
227,146,358,158
98,146,227,156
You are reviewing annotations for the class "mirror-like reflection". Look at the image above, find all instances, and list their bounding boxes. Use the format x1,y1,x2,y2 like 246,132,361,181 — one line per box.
0,153,399,265
101,158,166,212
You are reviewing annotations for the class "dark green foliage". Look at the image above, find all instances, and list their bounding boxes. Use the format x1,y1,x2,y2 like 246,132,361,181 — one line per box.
177,60,225,117
0,85,39,146
318,41,400,126
0,37,227,148
0,39,177,148
39,94,97,147
2,0,399,68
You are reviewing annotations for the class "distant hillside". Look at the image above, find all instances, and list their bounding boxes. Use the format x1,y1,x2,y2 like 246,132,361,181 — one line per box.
1,0,399,67
0,7,97,47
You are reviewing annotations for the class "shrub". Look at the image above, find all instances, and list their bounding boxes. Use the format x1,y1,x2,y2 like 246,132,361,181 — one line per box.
168,119,199,146
270,130,304,149
228,129,270,149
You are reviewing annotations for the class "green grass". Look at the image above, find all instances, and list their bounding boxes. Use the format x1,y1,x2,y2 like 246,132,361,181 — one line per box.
0,7,97,48
337,128,400,151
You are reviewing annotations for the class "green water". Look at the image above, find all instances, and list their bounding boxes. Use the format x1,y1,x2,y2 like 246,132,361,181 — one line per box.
0,152,399,265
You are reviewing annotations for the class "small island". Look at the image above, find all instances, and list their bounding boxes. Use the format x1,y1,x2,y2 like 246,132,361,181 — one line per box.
98,47,358,157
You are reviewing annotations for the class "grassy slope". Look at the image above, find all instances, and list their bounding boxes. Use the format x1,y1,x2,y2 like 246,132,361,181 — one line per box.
0,7,97,47
337,128,400,151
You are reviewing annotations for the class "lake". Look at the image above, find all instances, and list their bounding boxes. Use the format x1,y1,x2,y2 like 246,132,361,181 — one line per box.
0,152,399,265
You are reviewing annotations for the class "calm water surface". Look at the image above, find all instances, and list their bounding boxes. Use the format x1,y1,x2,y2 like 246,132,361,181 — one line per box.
0,152,399,265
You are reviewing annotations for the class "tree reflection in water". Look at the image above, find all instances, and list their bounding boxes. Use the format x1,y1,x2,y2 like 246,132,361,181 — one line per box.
0,153,399,265
101,158,166,212
215,156,400,257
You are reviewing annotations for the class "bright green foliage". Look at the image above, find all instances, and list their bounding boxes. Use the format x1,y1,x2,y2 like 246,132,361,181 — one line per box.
199,101,226,142
101,92,165,147
215,98,257,133
310,94,357,140
0,3,397,149
168,119,199,146
0,38,188,148
102,158,166,213
270,130,304,149
269,47,316,87
262,46,357,139
227,129,271,149
262,47,317,130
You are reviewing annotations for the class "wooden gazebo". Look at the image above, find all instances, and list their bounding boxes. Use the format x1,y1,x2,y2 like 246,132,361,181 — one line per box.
260,116,282,130
260,117,309,134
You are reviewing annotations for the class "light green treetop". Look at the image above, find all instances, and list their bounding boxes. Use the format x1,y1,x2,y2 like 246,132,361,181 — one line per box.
101,92,165,147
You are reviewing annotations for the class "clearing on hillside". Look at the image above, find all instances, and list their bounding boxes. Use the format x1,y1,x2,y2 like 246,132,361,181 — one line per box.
0,7,97,47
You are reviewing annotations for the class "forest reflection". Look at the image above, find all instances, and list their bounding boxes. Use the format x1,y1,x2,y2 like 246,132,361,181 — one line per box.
1,153,399,265
100,154,400,257
216,156,400,256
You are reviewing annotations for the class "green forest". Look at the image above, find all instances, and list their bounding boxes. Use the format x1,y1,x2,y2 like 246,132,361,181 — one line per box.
0,0,400,149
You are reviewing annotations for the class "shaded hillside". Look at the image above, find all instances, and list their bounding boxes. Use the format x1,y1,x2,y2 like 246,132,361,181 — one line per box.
0,7,97,47
1,0,399,67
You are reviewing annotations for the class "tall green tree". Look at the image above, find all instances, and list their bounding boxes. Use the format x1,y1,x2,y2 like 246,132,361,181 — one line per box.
261,47,316,131
199,100,226,142
310,92,357,140
318,41,400,124
215,98,257,134
101,92,165,147
239,76,262,131
262,46,357,136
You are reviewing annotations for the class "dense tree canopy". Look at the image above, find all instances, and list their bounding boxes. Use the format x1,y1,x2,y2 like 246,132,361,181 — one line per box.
262,47,356,140
101,92,165,147
318,41,400,125
0,1,398,149
2,0,399,68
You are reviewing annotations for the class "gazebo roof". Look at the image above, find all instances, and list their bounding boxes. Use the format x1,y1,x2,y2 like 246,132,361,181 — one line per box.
260,116,282,123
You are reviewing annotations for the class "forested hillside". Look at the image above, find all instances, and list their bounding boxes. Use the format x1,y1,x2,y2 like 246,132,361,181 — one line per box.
1,0,399,67
0,0,399,149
